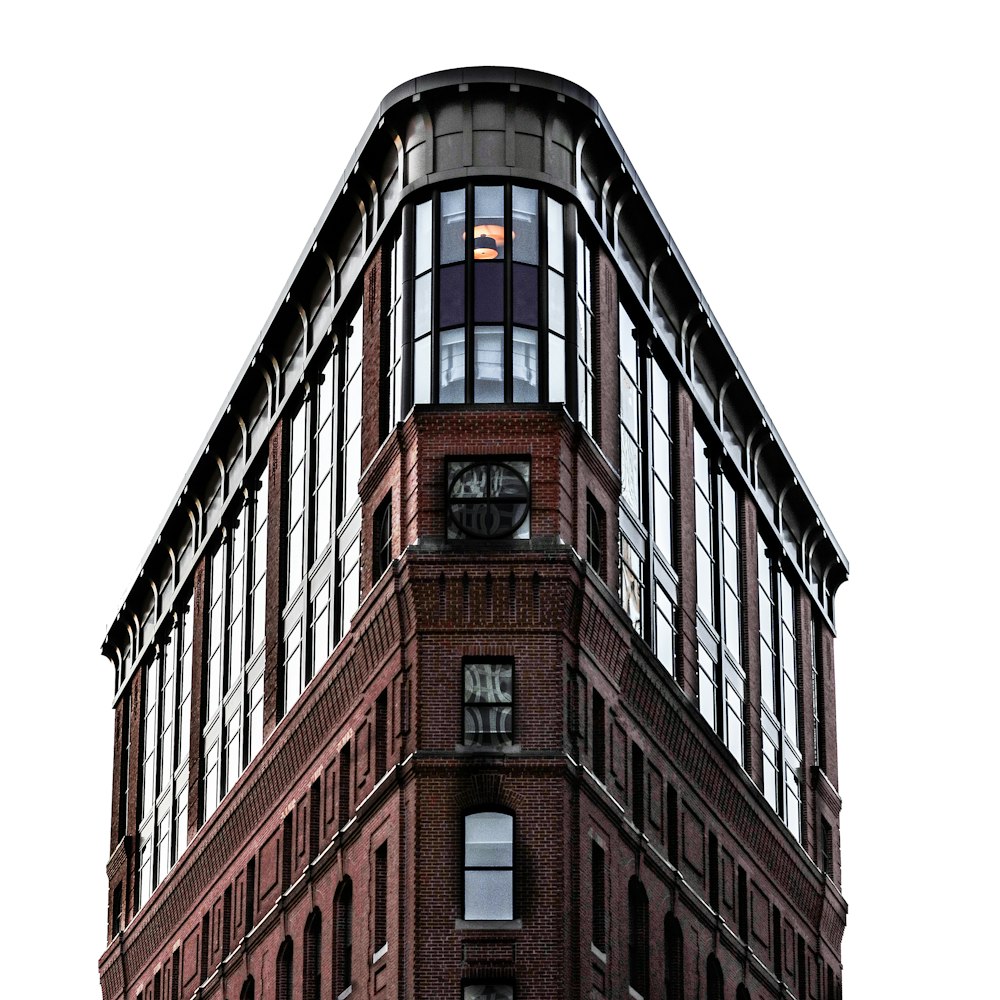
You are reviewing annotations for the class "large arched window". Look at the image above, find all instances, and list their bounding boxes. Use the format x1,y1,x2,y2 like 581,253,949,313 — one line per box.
464,811,514,920
628,876,649,997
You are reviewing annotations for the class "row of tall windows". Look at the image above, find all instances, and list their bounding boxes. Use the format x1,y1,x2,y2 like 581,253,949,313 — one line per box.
383,185,594,425
136,601,192,908
202,474,268,823
282,304,363,718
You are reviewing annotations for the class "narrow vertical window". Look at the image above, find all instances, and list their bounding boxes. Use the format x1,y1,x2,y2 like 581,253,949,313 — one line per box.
812,616,825,769
336,879,353,993
375,690,388,779
592,689,606,783
707,955,723,1000
737,865,749,942
373,841,388,956
665,915,684,1000
631,743,645,831
666,783,679,867
586,494,604,575
708,832,719,911
304,911,321,1000
373,493,392,583
547,197,566,403
591,840,606,952
464,812,514,920
308,780,321,862
338,741,351,827
628,877,649,997
413,200,433,405
619,531,645,634
276,939,292,1000
577,234,595,432
650,360,673,564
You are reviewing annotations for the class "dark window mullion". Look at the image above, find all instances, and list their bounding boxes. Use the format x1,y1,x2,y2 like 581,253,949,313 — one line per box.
503,182,513,402
464,185,474,403
538,195,549,403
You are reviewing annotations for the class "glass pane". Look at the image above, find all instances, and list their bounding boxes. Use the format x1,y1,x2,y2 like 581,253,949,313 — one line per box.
513,263,538,326
512,187,538,264
414,335,431,404
512,327,538,402
548,271,564,334
440,189,465,264
474,262,504,323
465,812,513,863
464,870,513,920
439,328,465,404
547,198,564,272
548,333,565,402
450,463,487,498
414,273,431,336
474,326,504,403
474,186,505,260
415,200,432,274
465,987,514,1000
439,263,465,329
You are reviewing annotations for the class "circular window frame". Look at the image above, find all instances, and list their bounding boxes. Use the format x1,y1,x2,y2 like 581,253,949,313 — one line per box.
447,461,530,540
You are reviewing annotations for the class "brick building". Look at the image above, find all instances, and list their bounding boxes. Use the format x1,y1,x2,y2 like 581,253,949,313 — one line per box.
98,68,848,1000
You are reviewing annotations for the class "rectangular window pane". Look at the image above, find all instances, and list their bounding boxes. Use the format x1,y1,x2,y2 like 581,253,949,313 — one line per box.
440,328,466,403
474,326,504,402
512,327,538,402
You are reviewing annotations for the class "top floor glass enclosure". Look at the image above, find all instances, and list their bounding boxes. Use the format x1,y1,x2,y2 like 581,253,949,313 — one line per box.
385,181,588,433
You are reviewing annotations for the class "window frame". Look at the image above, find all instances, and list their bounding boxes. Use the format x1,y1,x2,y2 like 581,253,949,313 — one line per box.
462,660,514,749
462,809,515,921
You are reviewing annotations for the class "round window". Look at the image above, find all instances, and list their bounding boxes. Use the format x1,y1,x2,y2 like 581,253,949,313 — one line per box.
447,461,530,539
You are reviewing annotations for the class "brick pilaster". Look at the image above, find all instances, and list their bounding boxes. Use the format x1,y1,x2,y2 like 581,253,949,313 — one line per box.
674,384,698,702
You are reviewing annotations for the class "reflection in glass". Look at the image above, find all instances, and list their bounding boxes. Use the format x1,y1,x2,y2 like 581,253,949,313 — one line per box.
474,326,504,402
440,189,465,264
512,327,538,402
464,662,513,747
512,187,538,264
448,460,530,539
440,328,465,403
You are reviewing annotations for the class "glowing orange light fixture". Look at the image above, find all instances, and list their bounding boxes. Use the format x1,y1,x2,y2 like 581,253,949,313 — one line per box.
466,224,516,260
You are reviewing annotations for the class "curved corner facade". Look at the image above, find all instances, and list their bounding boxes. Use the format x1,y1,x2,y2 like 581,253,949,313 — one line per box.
98,67,848,1000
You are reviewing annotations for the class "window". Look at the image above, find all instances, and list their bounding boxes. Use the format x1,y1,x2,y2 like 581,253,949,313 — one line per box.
586,494,603,575
591,840,606,952
373,494,392,582
694,429,746,767
335,878,353,994
447,460,530,540
706,954,723,1000
628,877,649,997
401,185,576,410
464,811,513,920
811,617,826,769
202,469,267,824
282,304,363,719
338,741,351,827
373,842,388,957
136,599,193,909
591,689,606,783
577,234,595,431
375,689,388,778
276,938,292,1000
664,915,684,1000
617,304,678,675
464,987,513,1000
631,743,645,830
758,535,803,841
463,661,513,748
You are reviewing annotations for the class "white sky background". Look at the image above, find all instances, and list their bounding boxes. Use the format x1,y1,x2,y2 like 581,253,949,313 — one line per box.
1,1,996,992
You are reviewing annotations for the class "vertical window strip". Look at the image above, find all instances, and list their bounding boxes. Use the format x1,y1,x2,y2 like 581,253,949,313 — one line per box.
313,354,336,559
577,235,595,431
650,361,673,564
618,303,642,516
619,531,644,634
547,197,566,403
386,234,405,425
413,201,432,405
285,406,308,599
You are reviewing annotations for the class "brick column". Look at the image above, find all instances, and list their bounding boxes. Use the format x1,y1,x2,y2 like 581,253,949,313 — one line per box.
264,420,286,740
674,385,698,702
741,498,763,791
185,557,207,844
797,590,816,860
819,621,839,789
109,695,125,855
361,244,385,472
